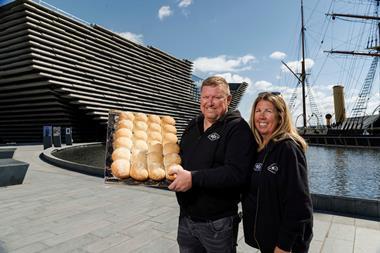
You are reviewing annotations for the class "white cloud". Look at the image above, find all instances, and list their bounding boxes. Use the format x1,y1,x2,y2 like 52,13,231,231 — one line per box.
270,51,287,60
244,80,273,95
215,73,252,84
158,6,172,20
344,91,380,117
281,58,314,73
241,55,255,64
238,79,378,127
283,85,335,126
254,80,272,90
193,55,255,73
367,92,380,115
237,94,254,120
178,0,192,8
237,81,307,121
118,32,144,45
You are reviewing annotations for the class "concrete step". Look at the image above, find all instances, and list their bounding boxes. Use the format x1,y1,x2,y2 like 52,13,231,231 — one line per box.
0,147,16,159
0,158,29,187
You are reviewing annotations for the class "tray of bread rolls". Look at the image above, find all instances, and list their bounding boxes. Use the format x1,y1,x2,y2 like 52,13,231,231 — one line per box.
104,110,179,188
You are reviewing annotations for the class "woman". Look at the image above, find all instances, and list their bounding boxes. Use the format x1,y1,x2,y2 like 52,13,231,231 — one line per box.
242,92,313,253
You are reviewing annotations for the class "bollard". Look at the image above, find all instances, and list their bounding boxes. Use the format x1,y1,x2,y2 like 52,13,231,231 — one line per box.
43,126,53,149
65,127,73,145
52,126,62,147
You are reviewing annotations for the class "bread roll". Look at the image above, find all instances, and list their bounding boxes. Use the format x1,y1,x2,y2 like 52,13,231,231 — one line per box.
134,130,148,141
161,115,176,125
111,159,130,179
114,128,133,139
148,114,161,124
148,162,165,181
148,122,161,132
163,133,178,145
163,143,180,156
162,124,177,134
131,150,146,162
114,137,133,149
134,121,148,131
130,161,149,181
117,119,133,130
164,153,181,166
148,131,162,143
135,112,148,122
148,143,163,154
133,139,148,152
129,149,148,181
147,152,163,164
112,147,131,161
119,111,135,121
165,164,177,181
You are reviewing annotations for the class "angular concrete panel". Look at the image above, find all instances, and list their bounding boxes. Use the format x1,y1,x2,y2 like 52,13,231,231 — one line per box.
0,158,29,187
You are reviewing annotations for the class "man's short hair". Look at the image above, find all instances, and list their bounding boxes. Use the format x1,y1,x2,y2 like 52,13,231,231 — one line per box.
201,76,231,96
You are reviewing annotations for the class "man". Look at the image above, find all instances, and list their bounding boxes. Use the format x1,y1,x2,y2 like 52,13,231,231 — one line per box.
168,76,256,253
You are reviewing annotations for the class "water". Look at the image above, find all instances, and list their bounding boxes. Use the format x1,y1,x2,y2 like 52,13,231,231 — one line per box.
53,144,380,200
306,146,380,200
52,144,106,168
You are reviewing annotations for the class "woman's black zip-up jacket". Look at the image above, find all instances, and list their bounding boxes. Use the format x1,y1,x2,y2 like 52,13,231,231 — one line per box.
242,139,313,253
176,110,256,221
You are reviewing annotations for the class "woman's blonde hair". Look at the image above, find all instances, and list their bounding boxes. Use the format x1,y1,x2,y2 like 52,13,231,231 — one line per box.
249,92,307,152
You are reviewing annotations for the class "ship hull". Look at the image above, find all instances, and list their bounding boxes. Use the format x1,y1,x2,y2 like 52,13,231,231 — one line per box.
302,133,380,148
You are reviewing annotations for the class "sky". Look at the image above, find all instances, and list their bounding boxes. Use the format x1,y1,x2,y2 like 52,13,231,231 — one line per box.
3,0,379,125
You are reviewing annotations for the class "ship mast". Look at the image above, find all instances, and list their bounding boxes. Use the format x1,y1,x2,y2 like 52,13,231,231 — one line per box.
301,0,307,128
282,0,308,127
325,12,380,56
325,1,380,118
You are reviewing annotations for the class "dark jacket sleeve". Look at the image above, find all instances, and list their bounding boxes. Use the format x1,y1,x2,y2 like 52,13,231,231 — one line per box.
276,141,313,251
191,120,256,188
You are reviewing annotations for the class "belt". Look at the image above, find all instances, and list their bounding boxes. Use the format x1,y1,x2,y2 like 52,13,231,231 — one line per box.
181,211,239,223
186,215,210,223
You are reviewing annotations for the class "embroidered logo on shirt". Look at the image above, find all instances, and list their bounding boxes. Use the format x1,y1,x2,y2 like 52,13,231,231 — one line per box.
266,163,278,174
208,132,220,141
254,163,262,172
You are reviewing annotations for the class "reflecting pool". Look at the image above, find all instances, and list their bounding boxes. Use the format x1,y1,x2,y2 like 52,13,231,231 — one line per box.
53,144,380,200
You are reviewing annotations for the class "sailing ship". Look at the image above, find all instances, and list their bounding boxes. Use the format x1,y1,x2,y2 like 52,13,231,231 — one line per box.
288,0,380,148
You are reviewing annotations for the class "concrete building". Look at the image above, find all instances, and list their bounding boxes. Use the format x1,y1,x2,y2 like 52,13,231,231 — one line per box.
0,0,246,144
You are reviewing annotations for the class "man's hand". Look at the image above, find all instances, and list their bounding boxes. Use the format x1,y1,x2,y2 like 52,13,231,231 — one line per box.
168,165,192,192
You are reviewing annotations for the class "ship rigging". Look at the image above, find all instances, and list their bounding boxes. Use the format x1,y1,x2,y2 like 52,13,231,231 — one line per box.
285,0,380,148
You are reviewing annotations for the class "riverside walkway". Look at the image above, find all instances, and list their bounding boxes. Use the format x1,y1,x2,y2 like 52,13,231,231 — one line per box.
0,145,379,253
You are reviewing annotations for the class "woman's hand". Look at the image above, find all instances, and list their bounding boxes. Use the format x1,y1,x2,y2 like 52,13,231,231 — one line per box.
274,246,290,253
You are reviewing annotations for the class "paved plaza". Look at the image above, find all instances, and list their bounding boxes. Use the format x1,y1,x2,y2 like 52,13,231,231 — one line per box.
0,145,379,253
